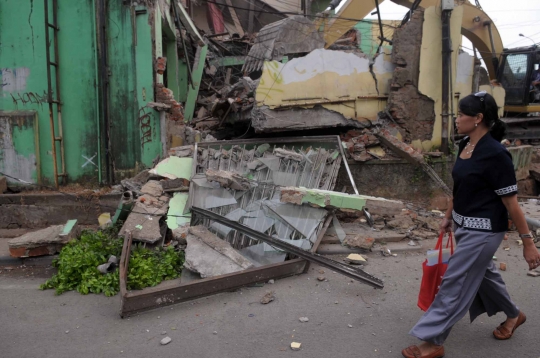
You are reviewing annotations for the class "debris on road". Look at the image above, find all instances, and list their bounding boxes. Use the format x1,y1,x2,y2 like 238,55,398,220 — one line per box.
290,342,302,351
8,219,79,258
184,226,254,278
344,254,367,265
500,263,507,271
260,291,275,304
527,271,540,277
160,337,172,345
299,317,309,323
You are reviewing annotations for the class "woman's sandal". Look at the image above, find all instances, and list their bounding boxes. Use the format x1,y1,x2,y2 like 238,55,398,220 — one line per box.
493,311,527,340
401,345,445,358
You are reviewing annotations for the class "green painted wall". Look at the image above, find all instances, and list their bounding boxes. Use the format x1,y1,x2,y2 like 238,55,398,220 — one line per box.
0,0,162,185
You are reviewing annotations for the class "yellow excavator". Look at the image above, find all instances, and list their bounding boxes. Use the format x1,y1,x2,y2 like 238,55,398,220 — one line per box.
497,45,540,139
245,0,538,140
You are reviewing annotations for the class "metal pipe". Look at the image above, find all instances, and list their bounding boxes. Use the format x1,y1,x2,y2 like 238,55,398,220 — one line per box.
52,0,66,182
441,9,451,154
44,0,59,189
97,0,112,184
92,0,102,184
337,137,359,195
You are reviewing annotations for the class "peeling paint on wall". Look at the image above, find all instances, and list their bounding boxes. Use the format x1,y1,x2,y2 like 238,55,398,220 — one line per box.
0,68,31,93
256,48,394,123
0,114,38,184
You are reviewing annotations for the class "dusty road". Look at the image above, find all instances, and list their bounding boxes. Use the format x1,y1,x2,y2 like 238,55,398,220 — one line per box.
1,236,539,358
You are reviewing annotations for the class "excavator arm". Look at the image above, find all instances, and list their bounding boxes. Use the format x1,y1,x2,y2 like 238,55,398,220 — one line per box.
322,0,502,78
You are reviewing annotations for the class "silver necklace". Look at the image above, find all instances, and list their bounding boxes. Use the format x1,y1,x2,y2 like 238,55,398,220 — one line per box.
465,141,475,155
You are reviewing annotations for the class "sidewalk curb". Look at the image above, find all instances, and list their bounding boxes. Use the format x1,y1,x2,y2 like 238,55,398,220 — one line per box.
0,255,57,266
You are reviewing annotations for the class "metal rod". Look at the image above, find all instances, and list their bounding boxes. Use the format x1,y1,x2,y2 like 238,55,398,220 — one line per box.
172,1,194,89
337,137,359,195
441,9,451,154
191,207,384,289
44,0,59,189
52,0,65,181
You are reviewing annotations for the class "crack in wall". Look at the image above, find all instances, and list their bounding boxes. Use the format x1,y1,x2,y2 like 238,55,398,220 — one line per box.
29,0,35,58
368,56,380,96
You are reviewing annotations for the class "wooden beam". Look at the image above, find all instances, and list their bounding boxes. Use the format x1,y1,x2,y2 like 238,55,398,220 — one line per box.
248,0,255,34
225,0,245,37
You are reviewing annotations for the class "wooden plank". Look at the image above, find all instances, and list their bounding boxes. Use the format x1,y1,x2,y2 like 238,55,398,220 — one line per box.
225,0,245,37
120,259,307,317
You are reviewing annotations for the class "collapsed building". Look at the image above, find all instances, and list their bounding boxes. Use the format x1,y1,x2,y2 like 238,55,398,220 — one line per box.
1,0,536,201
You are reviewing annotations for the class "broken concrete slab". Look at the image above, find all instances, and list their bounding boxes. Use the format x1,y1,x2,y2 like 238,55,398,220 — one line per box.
387,213,416,231
8,219,79,258
166,192,190,231
149,156,193,180
168,145,194,158
161,178,190,193
280,187,404,216
141,180,164,198
121,169,151,194
375,129,425,164
205,169,252,191
118,201,167,243
184,226,254,278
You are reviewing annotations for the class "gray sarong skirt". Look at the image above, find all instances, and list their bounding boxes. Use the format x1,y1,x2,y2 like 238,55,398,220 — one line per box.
409,227,520,345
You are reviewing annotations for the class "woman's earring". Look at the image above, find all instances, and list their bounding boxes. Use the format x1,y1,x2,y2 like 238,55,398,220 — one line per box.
475,123,478,127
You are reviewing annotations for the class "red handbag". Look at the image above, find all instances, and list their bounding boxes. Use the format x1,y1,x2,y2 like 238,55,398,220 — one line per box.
417,231,454,311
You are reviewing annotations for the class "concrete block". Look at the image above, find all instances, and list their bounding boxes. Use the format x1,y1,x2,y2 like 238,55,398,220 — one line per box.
0,176,7,194
118,201,167,243
140,180,164,197
8,220,78,258
343,235,375,251
280,187,404,216
205,169,252,191
184,226,254,278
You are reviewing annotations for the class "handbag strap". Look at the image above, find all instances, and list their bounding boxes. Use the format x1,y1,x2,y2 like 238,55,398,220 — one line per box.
445,232,454,254
434,231,444,250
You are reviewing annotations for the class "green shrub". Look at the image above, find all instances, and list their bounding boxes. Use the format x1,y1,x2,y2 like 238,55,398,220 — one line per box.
40,228,184,296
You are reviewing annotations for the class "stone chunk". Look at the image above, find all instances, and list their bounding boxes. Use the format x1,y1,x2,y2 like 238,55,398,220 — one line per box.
527,270,540,277
184,226,254,278
260,291,275,304
160,337,172,345
8,219,79,258
206,169,252,191
141,180,163,198
290,342,302,351
343,235,375,251
375,129,425,164
387,214,415,230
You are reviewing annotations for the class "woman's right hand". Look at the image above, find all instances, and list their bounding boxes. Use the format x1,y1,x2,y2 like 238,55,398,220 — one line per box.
440,218,452,233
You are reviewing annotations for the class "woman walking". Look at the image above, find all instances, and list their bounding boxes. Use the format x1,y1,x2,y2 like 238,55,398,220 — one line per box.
402,92,540,358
